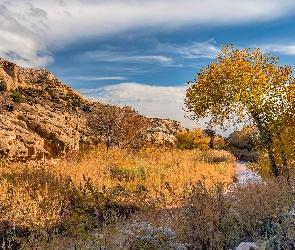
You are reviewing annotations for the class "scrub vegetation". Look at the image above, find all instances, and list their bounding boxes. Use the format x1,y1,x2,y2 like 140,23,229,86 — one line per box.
1,145,295,249
0,146,237,249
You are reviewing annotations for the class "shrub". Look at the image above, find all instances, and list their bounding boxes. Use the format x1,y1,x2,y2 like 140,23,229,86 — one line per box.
0,81,7,91
0,147,237,248
175,128,210,150
212,136,225,149
177,178,295,250
203,128,225,149
0,154,8,167
44,87,53,95
87,103,149,151
177,182,238,249
227,125,259,151
11,91,23,103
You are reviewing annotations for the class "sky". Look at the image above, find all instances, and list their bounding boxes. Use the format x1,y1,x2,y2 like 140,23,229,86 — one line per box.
2,0,295,135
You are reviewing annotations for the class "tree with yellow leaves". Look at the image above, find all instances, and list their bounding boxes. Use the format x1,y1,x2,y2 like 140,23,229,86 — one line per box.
185,45,295,177
175,128,210,150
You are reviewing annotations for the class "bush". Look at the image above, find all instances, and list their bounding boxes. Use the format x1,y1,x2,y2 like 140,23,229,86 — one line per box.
212,136,225,149
0,147,237,248
227,125,259,151
203,128,225,149
87,103,149,151
0,81,7,91
175,128,210,150
177,178,295,250
11,91,23,103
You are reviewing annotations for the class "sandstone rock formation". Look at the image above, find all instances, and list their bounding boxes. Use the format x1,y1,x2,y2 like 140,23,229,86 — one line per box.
147,118,186,145
0,58,186,161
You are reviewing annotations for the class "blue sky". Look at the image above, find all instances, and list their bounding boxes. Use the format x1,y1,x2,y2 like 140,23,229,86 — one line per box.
1,0,295,134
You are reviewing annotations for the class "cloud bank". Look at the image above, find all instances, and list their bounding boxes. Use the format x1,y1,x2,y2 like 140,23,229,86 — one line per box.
260,44,295,55
0,2,53,67
1,0,295,67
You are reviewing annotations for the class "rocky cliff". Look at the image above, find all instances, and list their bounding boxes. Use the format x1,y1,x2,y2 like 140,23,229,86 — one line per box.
0,59,186,161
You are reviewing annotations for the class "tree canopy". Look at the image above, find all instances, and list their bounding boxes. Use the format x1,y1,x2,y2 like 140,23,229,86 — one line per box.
87,103,149,151
185,45,295,177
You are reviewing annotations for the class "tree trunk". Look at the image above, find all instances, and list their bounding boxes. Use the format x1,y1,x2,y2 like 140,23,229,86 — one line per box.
251,111,280,177
276,132,289,179
266,145,279,177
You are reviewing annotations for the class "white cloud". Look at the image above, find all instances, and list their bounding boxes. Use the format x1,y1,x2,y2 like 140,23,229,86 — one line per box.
157,39,220,59
42,0,295,40
84,51,172,64
177,42,220,59
78,39,219,73
259,43,295,55
0,2,53,68
78,82,186,103
62,76,126,81
1,0,295,67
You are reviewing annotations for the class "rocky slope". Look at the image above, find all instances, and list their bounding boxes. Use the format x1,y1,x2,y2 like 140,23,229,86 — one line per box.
0,59,185,161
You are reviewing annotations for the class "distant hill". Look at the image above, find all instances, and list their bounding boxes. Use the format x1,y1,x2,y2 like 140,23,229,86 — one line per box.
0,59,185,161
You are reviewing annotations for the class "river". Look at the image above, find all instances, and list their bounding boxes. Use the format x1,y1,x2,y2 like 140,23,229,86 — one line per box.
235,160,262,184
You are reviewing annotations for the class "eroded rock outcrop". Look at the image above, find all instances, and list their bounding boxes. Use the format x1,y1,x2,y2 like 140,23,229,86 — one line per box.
0,100,86,161
148,118,186,145
0,59,88,161
0,58,186,161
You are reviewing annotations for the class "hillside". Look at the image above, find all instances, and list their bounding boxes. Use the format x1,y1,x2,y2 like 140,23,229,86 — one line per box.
0,59,185,161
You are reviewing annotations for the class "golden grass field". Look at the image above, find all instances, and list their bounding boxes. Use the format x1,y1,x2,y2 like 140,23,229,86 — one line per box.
0,146,295,249
0,147,235,227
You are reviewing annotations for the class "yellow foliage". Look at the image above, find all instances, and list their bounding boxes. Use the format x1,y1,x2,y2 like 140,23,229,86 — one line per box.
185,45,295,177
175,128,211,150
185,45,294,127
212,137,225,149
255,124,295,178
228,125,259,150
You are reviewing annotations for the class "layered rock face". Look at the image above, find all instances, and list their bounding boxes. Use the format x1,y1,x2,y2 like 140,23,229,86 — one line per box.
0,59,186,161
0,102,85,160
0,59,88,161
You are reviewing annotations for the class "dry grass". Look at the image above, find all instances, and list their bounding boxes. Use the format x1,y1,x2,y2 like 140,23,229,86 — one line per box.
59,146,236,206
2,146,295,249
175,178,295,250
0,146,235,248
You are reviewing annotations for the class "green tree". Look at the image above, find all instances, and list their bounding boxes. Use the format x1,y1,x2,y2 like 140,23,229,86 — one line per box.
185,45,295,177
175,128,210,150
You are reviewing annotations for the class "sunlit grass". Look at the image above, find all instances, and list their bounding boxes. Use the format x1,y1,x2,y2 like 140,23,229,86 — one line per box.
0,146,238,249
1,146,294,249
58,146,236,205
